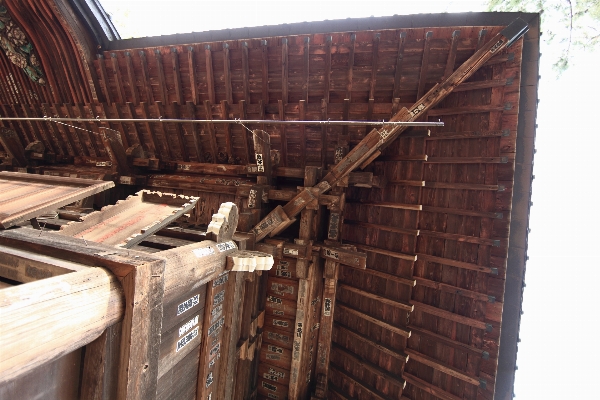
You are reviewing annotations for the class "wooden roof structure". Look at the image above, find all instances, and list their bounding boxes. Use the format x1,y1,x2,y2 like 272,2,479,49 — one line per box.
0,1,538,399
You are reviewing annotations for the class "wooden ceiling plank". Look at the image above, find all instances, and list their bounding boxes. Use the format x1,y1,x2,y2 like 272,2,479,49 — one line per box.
9,105,34,144
418,230,500,247
443,30,461,80
203,100,218,163
241,42,250,104
324,36,332,104
405,349,482,387
337,302,411,338
339,283,413,312
51,103,78,156
344,219,419,237
349,201,421,212
453,78,511,92
171,48,184,105
369,33,380,100
110,53,126,104
426,156,508,164
23,104,56,154
345,34,356,100
332,342,406,390
223,43,233,105
333,322,409,363
184,102,203,161
41,103,69,156
138,51,154,103
417,31,433,100
124,52,139,105
404,372,462,400
112,103,140,150
187,47,198,105
169,102,189,162
95,55,112,104
424,182,499,191
154,49,168,104
281,39,288,104
329,363,388,400
220,100,233,163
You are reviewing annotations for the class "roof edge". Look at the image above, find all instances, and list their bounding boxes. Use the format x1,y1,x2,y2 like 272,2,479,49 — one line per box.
104,11,539,51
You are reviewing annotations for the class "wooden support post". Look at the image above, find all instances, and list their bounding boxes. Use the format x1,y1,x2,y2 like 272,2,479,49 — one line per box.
188,47,198,105
324,36,331,103
241,42,250,103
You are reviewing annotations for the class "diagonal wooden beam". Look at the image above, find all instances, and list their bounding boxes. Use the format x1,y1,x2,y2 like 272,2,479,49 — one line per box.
417,31,433,99
154,49,168,103
250,18,528,241
281,38,289,104
223,43,233,105
345,34,355,101
261,40,269,104
110,53,126,104
171,48,184,105
392,32,407,99
188,46,198,105
443,30,461,80
241,42,250,103
369,33,380,100
96,54,112,104
324,36,332,103
205,45,216,104
124,52,139,105
138,51,154,103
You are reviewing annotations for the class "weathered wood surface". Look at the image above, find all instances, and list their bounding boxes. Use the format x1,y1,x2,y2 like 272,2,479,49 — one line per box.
0,172,114,229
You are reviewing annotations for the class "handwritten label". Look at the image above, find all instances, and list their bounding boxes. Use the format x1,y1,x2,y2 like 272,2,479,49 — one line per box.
248,188,257,208
323,248,339,259
212,273,229,287
269,368,285,378
266,354,281,360
276,270,292,278
409,103,426,118
211,304,223,323
267,331,290,344
490,39,505,53
267,394,278,400
213,290,225,306
256,153,265,172
267,344,283,354
119,176,133,184
283,248,299,256
209,342,221,359
270,283,294,295
273,310,285,316
272,319,289,328
176,326,198,352
216,241,236,252
206,371,213,388
324,298,332,316
262,381,277,392
193,246,215,258
208,317,225,336
267,295,282,305
177,294,200,315
179,315,199,337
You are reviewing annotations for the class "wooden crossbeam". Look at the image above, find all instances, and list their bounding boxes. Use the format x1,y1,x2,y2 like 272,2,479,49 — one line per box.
337,302,411,338
154,50,168,103
110,53,126,103
411,301,491,331
414,276,495,303
250,19,528,240
443,30,461,80
417,31,433,99
405,348,482,387
303,37,310,102
417,253,498,274
241,42,250,103
418,231,500,247
171,48,184,105
404,372,462,400
329,363,387,400
188,47,198,105
338,283,413,312
138,51,154,103
344,220,419,237
203,100,218,163
261,40,269,103
421,205,502,219
369,33,380,100
281,39,289,104
124,52,139,105
408,325,489,359
96,55,112,104
345,34,355,100
205,45,215,104
343,241,417,262
324,36,332,103
333,322,409,363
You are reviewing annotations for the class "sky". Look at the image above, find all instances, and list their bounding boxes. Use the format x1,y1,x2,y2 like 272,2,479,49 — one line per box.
100,1,600,398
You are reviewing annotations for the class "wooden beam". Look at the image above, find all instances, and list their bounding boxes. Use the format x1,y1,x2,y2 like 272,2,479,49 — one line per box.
392,32,407,99
314,260,338,398
418,230,500,247
281,38,288,104
443,30,461,80
188,47,198,104
349,201,422,211
329,363,387,400
124,52,139,105
299,100,306,167
348,266,415,287
416,253,497,274
408,325,489,358
303,37,310,102
223,43,233,105
170,102,189,161
404,372,462,400
101,128,132,175
405,349,484,387
51,103,78,156
421,206,503,219
62,103,89,156
278,100,287,164
186,102,203,161
241,42,250,103
426,156,508,164
321,99,327,168
336,302,410,338
324,36,332,103
369,33,380,100
96,54,112,104
203,100,218,163
417,31,433,99
138,51,154,102
424,181,501,191
74,104,101,157
238,100,251,164
111,103,137,148
221,100,233,163
345,34,356,100
261,40,269,104
343,241,417,262
0,267,124,383
338,283,413,312
154,49,168,103
171,48,184,105
411,301,491,331
138,102,161,159
110,53,126,103
414,276,495,303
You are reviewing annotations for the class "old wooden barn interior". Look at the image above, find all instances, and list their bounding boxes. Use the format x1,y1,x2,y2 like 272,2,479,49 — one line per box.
0,2,538,400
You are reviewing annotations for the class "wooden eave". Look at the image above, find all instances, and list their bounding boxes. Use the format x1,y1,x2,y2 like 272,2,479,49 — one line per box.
0,6,539,400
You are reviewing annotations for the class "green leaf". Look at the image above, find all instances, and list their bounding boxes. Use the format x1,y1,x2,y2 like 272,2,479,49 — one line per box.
20,43,32,53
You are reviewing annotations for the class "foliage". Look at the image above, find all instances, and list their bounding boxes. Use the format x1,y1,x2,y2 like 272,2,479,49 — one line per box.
488,0,600,74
